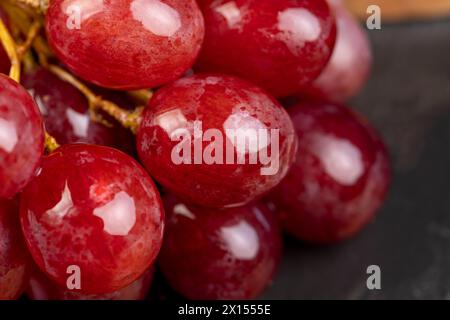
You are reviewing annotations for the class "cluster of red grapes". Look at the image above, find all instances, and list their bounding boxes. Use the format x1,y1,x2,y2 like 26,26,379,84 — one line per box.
0,0,390,300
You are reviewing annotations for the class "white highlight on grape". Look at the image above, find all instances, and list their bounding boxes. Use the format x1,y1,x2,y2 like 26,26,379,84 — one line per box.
46,182,74,220
131,0,181,37
312,134,364,186
93,191,136,236
0,118,18,153
278,8,321,42
221,221,259,260
215,1,241,29
173,204,196,220
66,108,90,138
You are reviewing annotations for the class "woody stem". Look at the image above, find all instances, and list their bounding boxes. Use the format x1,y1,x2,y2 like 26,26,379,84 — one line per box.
47,64,144,134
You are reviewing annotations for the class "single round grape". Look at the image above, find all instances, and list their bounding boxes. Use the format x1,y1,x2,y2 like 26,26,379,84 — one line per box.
301,0,372,102
0,74,44,199
23,67,118,146
45,0,205,90
27,266,154,300
159,195,282,299
195,0,336,97
0,198,30,300
137,74,298,208
266,101,391,244
20,144,164,294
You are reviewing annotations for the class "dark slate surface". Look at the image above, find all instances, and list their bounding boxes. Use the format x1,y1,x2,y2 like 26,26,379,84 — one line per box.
261,18,450,300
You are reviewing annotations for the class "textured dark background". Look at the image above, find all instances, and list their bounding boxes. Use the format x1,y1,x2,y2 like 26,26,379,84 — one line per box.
261,18,450,300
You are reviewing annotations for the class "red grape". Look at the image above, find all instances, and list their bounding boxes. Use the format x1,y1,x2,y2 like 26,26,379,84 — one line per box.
20,144,164,294
301,0,372,102
159,195,282,299
0,198,30,300
137,74,298,208
27,266,154,300
45,0,205,90
0,74,44,199
266,101,391,244
0,7,10,74
195,0,336,97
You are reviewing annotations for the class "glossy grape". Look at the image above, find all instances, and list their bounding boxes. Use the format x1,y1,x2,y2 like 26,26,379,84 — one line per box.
195,0,336,97
0,198,30,300
137,74,298,208
45,0,205,90
0,74,44,199
20,144,164,294
159,195,282,299
301,0,372,102
23,68,118,146
27,266,154,300
266,101,391,244
23,68,136,155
